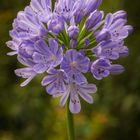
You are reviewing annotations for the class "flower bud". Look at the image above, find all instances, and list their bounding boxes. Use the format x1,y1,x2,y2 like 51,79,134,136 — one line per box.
113,10,127,21
84,0,102,16
67,26,79,39
48,14,64,34
125,25,133,34
84,38,90,47
85,11,103,30
70,39,77,49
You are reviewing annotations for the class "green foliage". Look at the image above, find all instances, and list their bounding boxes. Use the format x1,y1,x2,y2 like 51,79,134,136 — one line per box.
0,0,140,139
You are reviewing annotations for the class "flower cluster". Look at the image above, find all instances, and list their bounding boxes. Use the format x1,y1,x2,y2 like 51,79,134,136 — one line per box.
7,0,132,113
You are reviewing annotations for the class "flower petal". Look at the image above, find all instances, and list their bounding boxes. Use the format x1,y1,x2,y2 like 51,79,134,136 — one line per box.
46,82,58,95
109,64,125,75
80,84,97,94
78,90,93,104
33,63,47,73
69,94,81,114
20,76,34,87
60,87,70,107
41,75,56,86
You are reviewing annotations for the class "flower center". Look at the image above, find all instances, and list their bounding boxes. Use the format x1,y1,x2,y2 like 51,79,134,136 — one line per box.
52,55,56,61
70,61,77,68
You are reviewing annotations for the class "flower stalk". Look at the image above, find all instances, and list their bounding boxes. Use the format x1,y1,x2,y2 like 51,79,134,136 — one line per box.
67,100,75,140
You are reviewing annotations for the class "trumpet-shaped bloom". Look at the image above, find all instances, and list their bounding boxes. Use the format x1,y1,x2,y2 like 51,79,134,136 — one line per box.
61,49,90,83
95,13,133,42
11,7,47,41
60,82,97,113
93,40,129,60
91,59,124,80
42,69,68,95
30,0,52,22
33,38,63,73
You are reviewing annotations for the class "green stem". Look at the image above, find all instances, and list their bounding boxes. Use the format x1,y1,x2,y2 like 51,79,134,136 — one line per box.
79,16,87,31
77,28,87,43
67,101,75,140
76,31,94,49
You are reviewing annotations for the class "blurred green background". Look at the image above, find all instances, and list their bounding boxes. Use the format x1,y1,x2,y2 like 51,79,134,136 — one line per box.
0,0,140,140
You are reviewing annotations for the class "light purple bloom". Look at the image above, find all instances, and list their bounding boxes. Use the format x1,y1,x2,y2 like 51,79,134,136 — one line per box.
30,0,52,22
17,40,36,67
33,38,63,73
71,0,102,23
95,13,132,42
54,0,76,22
11,8,47,41
61,49,90,83
93,40,129,60
91,58,124,80
60,82,97,113
42,69,68,96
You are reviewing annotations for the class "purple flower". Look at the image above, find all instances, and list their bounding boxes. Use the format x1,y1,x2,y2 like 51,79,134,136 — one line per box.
18,41,34,57
72,0,102,23
60,82,97,113
54,0,76,22
33,38,63,73
95,13,132,42
42,69,68,96
93,40,129,60
91,58,124,80
30,0,52,22
72,0,87,23
73,9,84,24
61,49,90,83
11,8,47,41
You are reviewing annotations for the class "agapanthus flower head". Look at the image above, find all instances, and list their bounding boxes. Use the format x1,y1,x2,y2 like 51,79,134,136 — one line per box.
7,0,133,113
